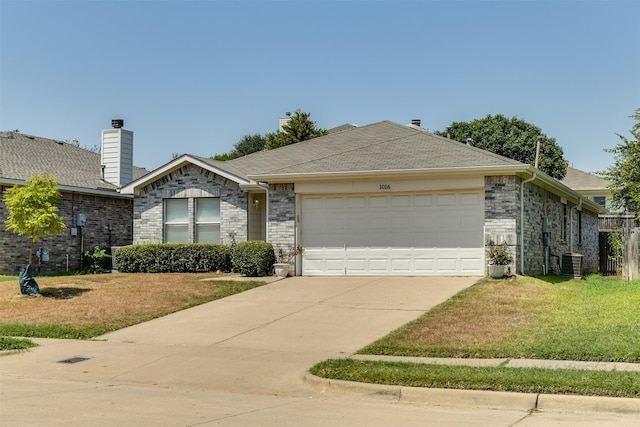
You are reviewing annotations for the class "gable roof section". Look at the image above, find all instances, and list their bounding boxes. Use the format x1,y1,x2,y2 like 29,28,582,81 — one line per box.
0,131,148,196
561,166,611,192
119,154,258,195
226,120,525,180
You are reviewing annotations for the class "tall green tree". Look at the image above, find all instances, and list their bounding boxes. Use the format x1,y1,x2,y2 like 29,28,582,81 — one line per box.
601,108,640,214
212,133,266,161
435,114,568,180
3,174,67,264
265,109,328,150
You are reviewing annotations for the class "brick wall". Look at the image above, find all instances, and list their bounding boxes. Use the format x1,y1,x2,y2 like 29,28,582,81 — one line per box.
0,186,133,275
267,184,296,249
133,164,247,245
484,176,600,275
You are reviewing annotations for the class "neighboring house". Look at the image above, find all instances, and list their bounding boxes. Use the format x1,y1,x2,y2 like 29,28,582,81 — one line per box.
561,166,616,212
121,120,606,277
0,120,148,275
562,166,638,275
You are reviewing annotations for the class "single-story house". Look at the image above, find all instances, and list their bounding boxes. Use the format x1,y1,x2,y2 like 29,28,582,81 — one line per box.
0,120,148,275
120,120,606,276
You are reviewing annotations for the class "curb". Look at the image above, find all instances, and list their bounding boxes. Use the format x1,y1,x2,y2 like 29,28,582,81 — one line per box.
302,372,640,414
301,372,537,411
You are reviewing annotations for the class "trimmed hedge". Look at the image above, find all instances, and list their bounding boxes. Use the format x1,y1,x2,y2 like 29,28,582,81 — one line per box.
232,241,276,277
115,244,232,273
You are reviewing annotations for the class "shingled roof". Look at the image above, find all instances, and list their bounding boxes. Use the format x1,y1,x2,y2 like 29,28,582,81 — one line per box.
561,166,611,192
225,120,523,178
0,131,148,193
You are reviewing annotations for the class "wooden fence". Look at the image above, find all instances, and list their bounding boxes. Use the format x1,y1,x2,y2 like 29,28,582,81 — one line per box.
598,215,639,278
623,228,640,281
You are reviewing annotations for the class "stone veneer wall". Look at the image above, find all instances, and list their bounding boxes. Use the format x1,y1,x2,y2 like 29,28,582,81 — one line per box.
132,164,247,245
484,176,599,275
267,184,296,250
0,187,133,275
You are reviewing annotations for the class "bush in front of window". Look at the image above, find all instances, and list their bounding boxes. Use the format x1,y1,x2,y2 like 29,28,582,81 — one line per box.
114,244,232,273
232,241,276,277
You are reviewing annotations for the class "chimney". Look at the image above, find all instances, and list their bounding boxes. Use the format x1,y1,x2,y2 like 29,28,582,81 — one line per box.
101,119,133,187
279,111,292,131
411,119,421,127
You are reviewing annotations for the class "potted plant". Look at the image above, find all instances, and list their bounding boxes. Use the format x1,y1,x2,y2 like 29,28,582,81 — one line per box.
486,240,513,278
274,244,305,278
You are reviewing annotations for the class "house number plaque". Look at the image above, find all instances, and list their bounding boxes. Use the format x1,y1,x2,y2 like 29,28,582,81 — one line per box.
379,184,391,190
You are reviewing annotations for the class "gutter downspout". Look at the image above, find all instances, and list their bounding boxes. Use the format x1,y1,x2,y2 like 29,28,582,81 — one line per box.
520,173,537,275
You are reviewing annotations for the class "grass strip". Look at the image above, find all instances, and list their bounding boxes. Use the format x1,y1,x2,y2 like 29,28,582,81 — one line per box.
310,359,640,398
0,336,38,351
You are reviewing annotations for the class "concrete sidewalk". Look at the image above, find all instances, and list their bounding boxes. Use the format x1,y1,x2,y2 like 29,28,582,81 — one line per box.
2,276,639,426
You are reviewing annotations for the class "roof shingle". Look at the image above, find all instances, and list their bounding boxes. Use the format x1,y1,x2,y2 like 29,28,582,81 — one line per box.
0,131,148,191
226,121,522,176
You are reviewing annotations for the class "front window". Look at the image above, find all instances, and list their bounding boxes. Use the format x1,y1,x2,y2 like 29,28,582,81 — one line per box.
164,197,221,243
165,199,189,243
196,198,221,243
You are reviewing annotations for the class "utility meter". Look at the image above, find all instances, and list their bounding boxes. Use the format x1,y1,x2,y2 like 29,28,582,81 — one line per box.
77,213,86,227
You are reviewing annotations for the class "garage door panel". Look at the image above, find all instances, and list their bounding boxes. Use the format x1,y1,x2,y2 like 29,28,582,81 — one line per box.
302,192,484,276
391,195,411,207
347,196,366,208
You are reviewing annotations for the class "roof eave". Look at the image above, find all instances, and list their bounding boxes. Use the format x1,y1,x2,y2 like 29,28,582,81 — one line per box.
248,164,532,183
249,164,607,215
119,155,255,195
0,178,132,198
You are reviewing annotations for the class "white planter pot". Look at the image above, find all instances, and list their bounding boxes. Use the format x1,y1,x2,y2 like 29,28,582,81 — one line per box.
488,264,506,279
274,263,290,278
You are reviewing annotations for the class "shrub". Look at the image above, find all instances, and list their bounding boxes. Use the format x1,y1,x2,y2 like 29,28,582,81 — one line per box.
115,244,232,273
232,241,276,277
81,245,111,274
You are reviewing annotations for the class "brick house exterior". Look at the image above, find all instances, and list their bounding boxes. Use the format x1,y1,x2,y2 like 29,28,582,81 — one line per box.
0,124,148,275
122,121,605,277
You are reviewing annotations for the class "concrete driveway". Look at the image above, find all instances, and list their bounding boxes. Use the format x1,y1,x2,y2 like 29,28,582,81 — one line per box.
4,276,637,426
1,276,480,423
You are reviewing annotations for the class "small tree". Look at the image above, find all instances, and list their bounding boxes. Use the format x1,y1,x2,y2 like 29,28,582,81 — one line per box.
3,173,67,264
601,108,640,215
212,133,266,160
265,109,328,150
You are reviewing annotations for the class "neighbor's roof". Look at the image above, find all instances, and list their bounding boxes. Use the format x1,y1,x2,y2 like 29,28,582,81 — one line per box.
561,166,611,192
226,120,524,179
0,131,148,194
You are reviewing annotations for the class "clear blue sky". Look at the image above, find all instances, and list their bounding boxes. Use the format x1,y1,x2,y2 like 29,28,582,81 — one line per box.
1,0,638,174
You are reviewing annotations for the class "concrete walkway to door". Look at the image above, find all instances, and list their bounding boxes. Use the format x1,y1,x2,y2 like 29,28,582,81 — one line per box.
1,277,476,422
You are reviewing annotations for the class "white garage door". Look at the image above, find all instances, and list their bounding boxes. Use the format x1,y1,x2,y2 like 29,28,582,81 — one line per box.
301,192,484,276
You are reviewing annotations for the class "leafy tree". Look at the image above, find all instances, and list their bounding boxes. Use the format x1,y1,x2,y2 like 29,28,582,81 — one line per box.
212,133,266,161
3,174,67,264
265,109,328,150
435,114,568,180
601,108,640,214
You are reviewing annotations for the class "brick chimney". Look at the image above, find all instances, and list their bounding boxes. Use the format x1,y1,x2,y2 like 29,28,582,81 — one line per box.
101,119,133,187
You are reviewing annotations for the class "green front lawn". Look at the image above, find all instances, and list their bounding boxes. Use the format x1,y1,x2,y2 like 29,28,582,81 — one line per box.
312,274,640,398
0,274,267,350
361,274,640,362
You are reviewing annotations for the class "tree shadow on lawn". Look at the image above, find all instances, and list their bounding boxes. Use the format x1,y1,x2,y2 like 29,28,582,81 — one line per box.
39,287,91,299
533,274,585,285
